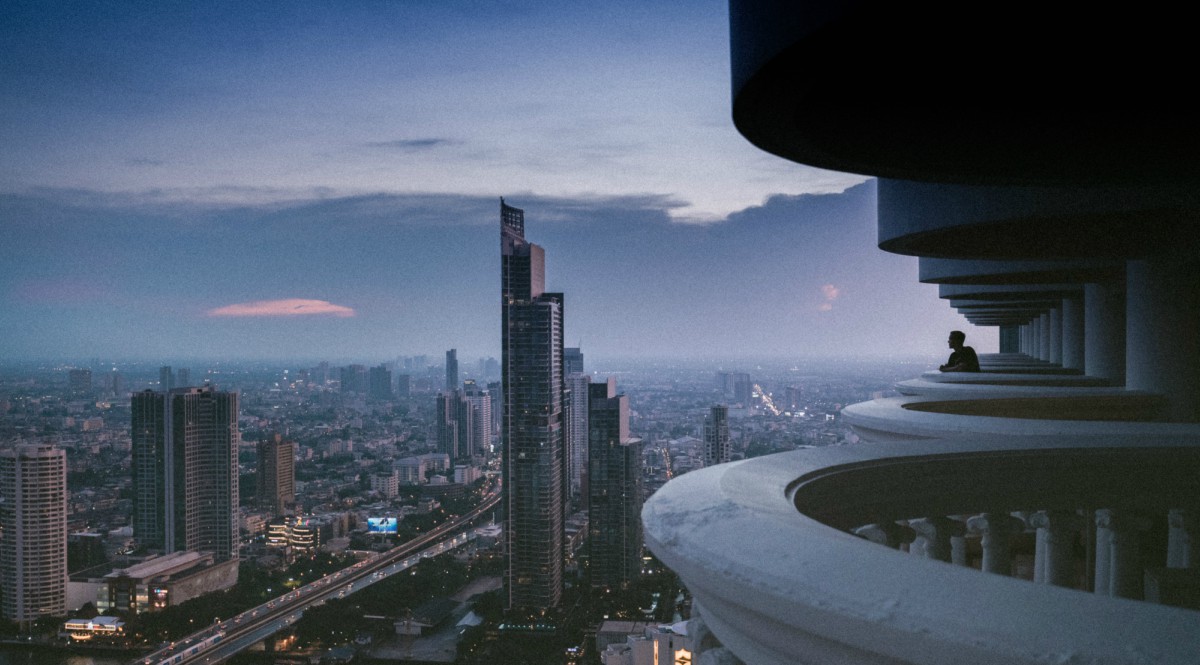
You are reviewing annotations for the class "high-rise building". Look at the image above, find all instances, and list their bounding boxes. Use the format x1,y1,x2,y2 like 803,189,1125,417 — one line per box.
564,347,584,376
257,434,295,516
396,374,411,398
587,379,643,591
501,198,565,611
0,444,67,623
68,368,92,394
436,390,474,460
463,380,492,459
369,364,393,400
176,368,190,388
703,405,730,467
445,349,458,392
732,373,753,407
159,366,174,391
131,386,239,560
340,364,368,394
567,373,591,504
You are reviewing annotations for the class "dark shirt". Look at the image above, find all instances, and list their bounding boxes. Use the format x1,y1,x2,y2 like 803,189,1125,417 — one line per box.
946,346,981,372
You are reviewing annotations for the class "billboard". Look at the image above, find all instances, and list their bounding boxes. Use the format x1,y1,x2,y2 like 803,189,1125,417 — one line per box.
367,517,398,533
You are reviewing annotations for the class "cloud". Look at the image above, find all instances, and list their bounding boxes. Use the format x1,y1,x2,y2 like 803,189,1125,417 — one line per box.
817,283,840,312
207,299,355,318
363,138,455,151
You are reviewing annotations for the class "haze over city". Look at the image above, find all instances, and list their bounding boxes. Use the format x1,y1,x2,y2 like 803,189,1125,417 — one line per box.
0,1,978,363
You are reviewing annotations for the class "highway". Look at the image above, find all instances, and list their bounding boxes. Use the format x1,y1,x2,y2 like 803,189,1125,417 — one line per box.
133,487,500,665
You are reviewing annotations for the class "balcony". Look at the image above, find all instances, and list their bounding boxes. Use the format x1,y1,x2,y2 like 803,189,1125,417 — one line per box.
644,437,1200,664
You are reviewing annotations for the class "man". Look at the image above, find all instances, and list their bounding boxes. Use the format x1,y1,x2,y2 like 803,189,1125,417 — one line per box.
939,330,980,372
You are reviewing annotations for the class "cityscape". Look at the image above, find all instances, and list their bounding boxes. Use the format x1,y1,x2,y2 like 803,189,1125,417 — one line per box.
4,2,1200,665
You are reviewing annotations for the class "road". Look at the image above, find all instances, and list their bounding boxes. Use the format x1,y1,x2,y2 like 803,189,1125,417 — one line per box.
133,488,500,665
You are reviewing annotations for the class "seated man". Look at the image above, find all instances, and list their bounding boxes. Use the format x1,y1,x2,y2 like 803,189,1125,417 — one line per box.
939,330,981,372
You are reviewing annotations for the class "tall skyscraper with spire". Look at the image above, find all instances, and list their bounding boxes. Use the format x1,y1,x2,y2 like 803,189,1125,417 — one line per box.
500,198,565,611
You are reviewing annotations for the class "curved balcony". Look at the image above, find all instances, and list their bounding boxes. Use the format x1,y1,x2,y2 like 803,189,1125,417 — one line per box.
643,437,1200,665
840,394,1200,443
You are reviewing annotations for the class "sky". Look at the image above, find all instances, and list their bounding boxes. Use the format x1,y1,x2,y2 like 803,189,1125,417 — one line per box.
0,1,981,363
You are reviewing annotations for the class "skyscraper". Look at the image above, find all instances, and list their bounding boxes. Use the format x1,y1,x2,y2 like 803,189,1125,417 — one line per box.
567,372,591,505
587,379,643,591
369,364,393,400
159,365,174,391
68,368,92,394
131,386,239,560
564,347,584,376
445,349,458,392
501,198,565,611
340,364,368,394
463,379,493,459
436,390,474,460
703,405,730,466
0,444,67,623
257,433,295,516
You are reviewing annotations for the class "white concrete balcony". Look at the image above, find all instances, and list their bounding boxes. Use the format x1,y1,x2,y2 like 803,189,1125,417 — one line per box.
643,437,1200,665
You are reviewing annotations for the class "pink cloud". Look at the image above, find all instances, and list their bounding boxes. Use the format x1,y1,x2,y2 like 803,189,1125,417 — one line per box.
207,298,355,318
820,284,840,301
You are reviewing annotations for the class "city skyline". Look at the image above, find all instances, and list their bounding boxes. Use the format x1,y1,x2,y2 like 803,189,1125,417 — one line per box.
0,2,978,364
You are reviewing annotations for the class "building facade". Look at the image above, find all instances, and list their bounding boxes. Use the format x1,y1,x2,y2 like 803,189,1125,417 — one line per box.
0,444,67,623
501,198,566,611
257,434,295,516
445,349,458,392
131,386,239,560
587,379,643,591
567,372,591,505
702,405,730,467
436,390,474,460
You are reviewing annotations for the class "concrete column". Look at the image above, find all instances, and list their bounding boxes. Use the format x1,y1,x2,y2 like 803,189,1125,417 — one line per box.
1048,306,1063,365
1126,257,1200,422
1084,280,1125,384
1031,510,1080,588
999,324,1020,353
853,521,916,550
967,513,1025,576
909,517,966,563
1167,509,1200,570
1038,313,1051,361
1030,315,1041,360
1095,509,1151,599
1061,296,1085,371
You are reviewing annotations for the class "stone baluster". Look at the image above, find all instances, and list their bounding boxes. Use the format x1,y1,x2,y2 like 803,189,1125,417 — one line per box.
967,513,1026,576
1095,509,1151,599
853,521,916,550
909,517,966,563
1031,510,1081,588
1167,508,1199,570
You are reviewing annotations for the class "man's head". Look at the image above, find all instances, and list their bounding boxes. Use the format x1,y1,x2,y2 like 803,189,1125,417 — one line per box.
948,330,966,349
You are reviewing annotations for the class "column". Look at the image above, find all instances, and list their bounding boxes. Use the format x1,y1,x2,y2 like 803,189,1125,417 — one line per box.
1126,257,1200,422
1061,296,1085,371
967,513,1025,576
1039,313,1051,361
1048,305,1062,365
1084,280,1125,384
1095,509,1151,599
909,517,966,563
1031,510,1080,588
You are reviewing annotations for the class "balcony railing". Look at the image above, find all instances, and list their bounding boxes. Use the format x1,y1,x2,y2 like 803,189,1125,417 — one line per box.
643,436,1200,665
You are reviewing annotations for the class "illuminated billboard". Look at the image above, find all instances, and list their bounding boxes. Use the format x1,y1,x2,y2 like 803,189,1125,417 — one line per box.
367,517,398,533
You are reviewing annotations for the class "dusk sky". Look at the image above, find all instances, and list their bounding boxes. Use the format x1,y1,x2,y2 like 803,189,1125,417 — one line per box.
0,1,980,362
